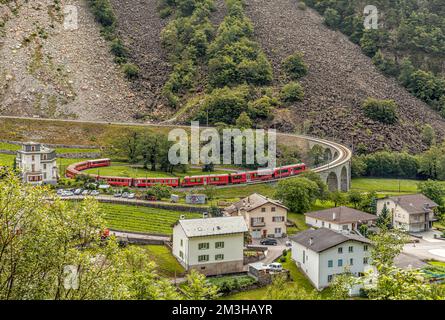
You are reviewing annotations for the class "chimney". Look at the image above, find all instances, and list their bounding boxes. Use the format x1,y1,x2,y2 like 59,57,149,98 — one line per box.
309,237,313,246
180,214,185,220
423,203,430,210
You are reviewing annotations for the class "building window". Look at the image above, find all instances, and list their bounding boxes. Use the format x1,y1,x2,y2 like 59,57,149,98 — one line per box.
215,254,224,261
328,275,333,283
348,246,354,253
338,259,343,267
43,164,46,170
179,251,184,259
328,260,333,268
329,223,331,229
363,257,369,265
364,245,368,251
349,258,354,266
180,239,183,247
342,225,349,230
261,207,266,212
198,255,209,262
275,228,282,234
215,242,224,249
43,173,47,180
272,216,284,222
198,243,209,250
271,207,276,212
338,247,343,254
322,221,325,227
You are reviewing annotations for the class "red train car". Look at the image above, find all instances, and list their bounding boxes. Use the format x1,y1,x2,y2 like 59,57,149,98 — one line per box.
230,172,247,184
181,176,206,187
74,161,90,171
88,158,111,168
206,174,230,186
247,169,274,181
133,177,180,187
101,176,132,187
65,166,78,178
290,163,306,175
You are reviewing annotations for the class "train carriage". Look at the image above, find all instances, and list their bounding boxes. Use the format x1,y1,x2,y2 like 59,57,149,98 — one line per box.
230,172,247,184
100,176,132,187
247,168,274,181
133,177,180,188
205,174,230,186
88,158,111,168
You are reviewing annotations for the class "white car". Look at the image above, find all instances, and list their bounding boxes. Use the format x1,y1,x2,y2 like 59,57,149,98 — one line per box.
90,190,100,196
267,262,283,273
63,191,74,197
74,188,82,195
128,193,135,199
122,192,129,198
82,190,90,196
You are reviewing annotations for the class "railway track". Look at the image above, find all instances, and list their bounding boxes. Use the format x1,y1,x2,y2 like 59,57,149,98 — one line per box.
0,116,352,189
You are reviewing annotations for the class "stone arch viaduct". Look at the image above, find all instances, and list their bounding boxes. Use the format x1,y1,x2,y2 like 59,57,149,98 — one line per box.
277,133,352,192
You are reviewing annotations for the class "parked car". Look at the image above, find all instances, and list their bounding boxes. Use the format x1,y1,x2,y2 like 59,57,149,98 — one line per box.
74,188,82,195
113,192,122,198
128,193,135,199
90,190,100,196
56,189,64,195
82,190,90,196
267,262,283,272
285,240,292,247
122,192,129,198
62,191,74,197
260,238,278,246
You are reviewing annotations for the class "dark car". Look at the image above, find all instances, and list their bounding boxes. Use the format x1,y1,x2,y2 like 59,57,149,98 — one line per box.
260,238,278,246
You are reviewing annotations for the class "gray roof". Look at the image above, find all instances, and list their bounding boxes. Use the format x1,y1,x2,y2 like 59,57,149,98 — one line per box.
224,193,288,214
178,216,248,238
289,228,372,253
305,206,377,224
383,194,438,214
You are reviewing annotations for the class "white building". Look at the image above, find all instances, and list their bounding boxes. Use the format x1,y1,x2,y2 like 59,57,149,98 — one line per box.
172,216,248,275
305,206,377,233
290,228,374,294
16,142,58,185
376,194,438,232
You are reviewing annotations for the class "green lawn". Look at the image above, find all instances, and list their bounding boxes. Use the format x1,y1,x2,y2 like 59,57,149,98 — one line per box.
0,142,100,154
100,203,202,234
351,178,421,194
0,153,15,166
83,165,230,179
137,244,185,277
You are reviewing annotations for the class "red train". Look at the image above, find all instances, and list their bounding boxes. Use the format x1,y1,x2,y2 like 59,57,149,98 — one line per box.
65,159,306,188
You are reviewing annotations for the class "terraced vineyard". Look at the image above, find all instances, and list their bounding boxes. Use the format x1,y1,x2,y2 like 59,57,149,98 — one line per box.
100,203,202,234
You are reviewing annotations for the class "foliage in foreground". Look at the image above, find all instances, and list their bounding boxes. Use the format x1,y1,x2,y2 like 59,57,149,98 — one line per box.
0,169,217,300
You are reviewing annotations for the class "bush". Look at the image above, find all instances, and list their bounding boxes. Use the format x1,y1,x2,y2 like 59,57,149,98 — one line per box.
110,38,128,60
247,95,276,120
362,98,398,124
283,52,308,80
297,2,307,10
122,63,140,79
323,8,341,28
280,82,305,103
195,85,250,124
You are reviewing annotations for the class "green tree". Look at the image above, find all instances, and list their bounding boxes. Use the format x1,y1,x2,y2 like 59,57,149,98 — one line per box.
235,111,253,129
376,203,392,229
330,270,357,300
323,8,341,28
299,170,329,200
329,191,347,207
417,180,445,208
347,190,363,209
282,52,308,80
421,124,436,147
274,177,319,213
362,98,398,124
181,270,219,300
280,81,305,103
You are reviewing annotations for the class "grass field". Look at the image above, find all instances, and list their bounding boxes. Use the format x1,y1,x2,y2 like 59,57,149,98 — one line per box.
0,153,14,166
83,165,230,179
137,245,185,277
100,203,201,234
351,178,421,194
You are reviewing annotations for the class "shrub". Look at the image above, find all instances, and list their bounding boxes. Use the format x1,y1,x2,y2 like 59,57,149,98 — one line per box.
280,82,305,103
362,98,398,124
110,38,128,60
297,2,307,10
247,95,276,120
122,63,140,79
323,8,341,28
283,52,308,80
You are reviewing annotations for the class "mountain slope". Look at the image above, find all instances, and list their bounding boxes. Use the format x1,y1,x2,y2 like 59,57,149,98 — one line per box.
244,0,445,153
0,0,145,121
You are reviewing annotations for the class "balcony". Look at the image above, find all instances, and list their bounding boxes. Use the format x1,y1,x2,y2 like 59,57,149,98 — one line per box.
251,221,265,227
